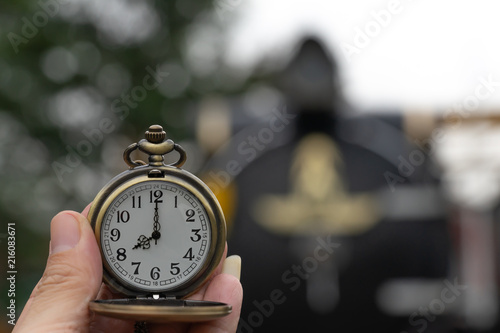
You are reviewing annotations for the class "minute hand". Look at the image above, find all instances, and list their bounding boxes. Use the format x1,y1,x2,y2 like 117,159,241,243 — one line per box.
151,201,161,244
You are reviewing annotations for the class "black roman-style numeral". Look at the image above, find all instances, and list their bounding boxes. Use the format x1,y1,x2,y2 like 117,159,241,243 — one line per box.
131,262,141,274
190,229,201,242
132,196,142,208
150,190,163,203
183,248,194,261
116,210,130,223
185,209,195,222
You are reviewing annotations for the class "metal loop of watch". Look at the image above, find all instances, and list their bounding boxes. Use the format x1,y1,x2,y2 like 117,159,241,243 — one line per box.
122,125,187,169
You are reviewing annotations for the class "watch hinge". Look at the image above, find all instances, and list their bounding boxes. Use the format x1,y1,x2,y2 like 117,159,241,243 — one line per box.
162,296,177,300
136,294,177,300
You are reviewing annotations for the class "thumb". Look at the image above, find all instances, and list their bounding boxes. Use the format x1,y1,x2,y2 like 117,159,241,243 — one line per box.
14,211,102,332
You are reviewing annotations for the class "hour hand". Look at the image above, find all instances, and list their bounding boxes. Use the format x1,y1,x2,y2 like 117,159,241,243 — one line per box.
132,235,151,249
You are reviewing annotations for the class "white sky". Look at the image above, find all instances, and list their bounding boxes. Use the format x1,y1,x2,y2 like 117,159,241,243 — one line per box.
223,0,500,110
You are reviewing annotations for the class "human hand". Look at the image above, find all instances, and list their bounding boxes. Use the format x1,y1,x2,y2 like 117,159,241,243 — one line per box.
13,205,243,333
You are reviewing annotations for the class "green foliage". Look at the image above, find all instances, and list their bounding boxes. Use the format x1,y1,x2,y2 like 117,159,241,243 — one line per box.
0,0,221,318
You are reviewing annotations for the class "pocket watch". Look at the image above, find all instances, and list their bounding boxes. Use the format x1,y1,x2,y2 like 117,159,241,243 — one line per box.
88,125,230,323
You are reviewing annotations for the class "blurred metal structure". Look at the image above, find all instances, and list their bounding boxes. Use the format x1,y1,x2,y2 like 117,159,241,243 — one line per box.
198,38,467,332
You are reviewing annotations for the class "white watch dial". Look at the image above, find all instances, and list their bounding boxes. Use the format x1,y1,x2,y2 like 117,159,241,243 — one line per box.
100,180,211,293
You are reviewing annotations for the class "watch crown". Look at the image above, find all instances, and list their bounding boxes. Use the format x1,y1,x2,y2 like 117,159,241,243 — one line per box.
145,125,166,143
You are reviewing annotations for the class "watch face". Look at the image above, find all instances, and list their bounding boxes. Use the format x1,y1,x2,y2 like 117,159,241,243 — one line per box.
99,180,212,293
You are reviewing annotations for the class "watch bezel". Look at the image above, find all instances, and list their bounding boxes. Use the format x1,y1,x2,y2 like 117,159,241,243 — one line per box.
88,165,226,298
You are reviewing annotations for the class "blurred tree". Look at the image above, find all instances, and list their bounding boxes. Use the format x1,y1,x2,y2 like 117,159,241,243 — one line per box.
0,1,242,328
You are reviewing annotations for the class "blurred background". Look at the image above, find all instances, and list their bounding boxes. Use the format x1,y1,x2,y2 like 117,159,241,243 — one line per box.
2,0,500,332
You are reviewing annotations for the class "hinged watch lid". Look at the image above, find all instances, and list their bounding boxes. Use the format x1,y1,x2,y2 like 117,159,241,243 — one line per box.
89,297,232,322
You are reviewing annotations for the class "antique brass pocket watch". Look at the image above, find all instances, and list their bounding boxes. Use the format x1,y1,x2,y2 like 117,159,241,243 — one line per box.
88,125,230,323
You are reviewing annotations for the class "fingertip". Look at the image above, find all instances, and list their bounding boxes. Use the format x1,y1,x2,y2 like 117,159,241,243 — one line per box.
50,210,95,250
81,202,93,218
49,209,102,284
50,212,81,254
222,255,241,281
59,209,95,240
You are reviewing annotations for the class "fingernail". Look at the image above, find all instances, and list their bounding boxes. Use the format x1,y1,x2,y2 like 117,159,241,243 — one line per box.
222,255,241,281
50,213,81,254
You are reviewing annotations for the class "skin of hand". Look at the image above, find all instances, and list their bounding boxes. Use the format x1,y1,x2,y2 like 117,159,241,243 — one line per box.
13,204,243,333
